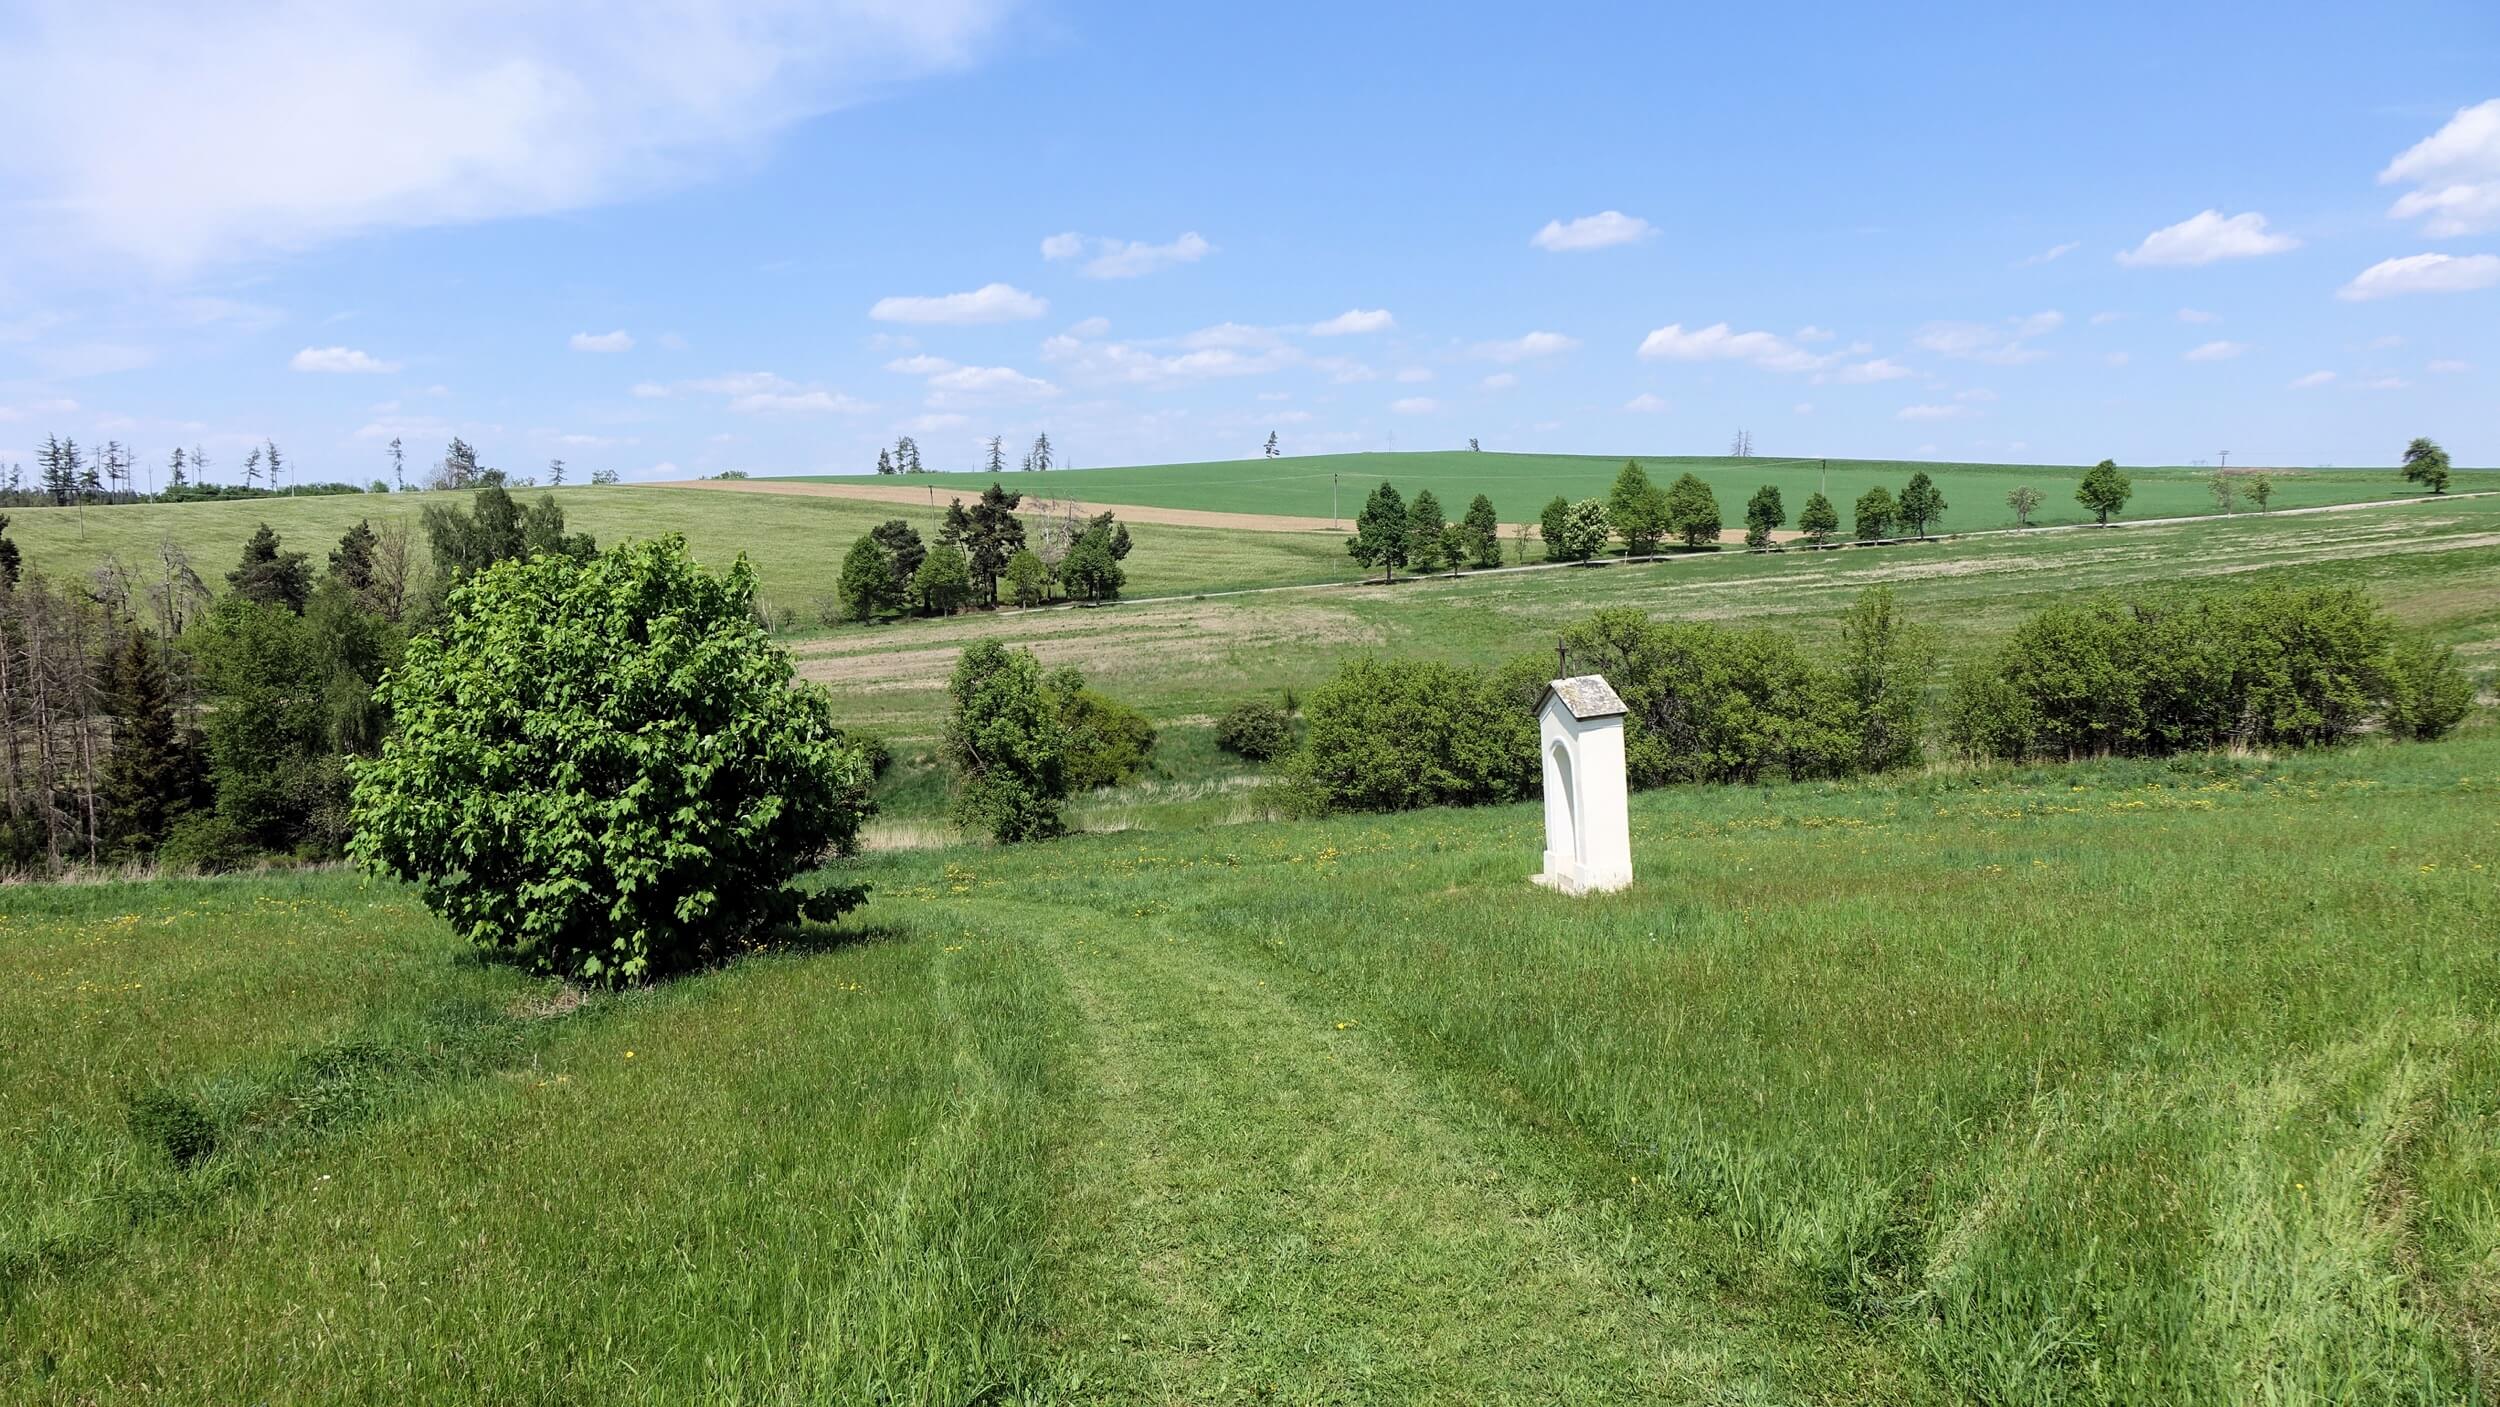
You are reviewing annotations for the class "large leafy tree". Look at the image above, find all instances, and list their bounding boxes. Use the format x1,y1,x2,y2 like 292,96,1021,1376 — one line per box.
1896,472,1947,537
1664,473,1723,549
1460,494,1501,568
1797,492,1840,546
869,519,925,601
1538,495,1573,561
943,641,1069,841
1348,481,1410,582
1744,484,1786,549
1550,499,1613,562
837,534,898,621
2401,437,2451,494
1853,485,1899,541
2076,460,2132,525
350,536,871,985
1607,461,1667,555
912,543,973,615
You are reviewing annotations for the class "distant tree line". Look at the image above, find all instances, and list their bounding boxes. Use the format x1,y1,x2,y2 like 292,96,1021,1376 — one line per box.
835,483,1133,622
0,483,595,873
0,433,625,508
874,434,1057,476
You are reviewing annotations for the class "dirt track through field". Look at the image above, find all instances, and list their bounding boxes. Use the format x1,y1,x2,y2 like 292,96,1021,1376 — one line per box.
657,475,1807,545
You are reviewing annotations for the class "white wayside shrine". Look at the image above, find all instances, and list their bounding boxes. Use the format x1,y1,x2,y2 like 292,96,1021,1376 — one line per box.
1533,674,1633,895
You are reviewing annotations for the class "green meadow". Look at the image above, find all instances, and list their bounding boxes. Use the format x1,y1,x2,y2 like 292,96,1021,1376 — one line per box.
798,450,2493,534
6,730,2496,1403
0,484,1351,610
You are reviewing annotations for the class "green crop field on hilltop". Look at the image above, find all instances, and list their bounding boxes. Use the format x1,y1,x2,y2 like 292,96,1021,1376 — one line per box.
7,729,2496,1403
794,450,2492,533
0,484,1350,610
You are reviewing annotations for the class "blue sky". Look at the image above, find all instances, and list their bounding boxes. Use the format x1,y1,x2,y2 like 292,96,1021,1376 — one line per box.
1,1,2495,485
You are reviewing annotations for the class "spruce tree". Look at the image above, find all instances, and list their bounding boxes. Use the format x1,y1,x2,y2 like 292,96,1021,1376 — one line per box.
99,629,204,855
229,524,313,612
1348,481,1410,583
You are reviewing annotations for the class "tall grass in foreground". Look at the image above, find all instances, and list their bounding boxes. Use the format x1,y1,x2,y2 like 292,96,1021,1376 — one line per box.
1,879,1070,1405
854,732,2500,1404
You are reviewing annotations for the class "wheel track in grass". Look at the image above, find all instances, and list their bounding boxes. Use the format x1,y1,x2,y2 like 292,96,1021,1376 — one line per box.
964,898,1924,1404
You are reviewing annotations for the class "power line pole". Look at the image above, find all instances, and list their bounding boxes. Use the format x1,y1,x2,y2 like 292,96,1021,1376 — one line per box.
2218,450,2231,469
1332,473,1340,529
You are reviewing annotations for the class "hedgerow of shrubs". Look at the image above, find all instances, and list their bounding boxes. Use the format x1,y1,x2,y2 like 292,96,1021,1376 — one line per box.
1945,585,2475,760
1288,658,1535,812
348,536,875,985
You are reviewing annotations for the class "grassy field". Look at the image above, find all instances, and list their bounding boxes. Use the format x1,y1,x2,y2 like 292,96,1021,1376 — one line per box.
808,494,2500,837
795,450,2497,534
0,485,1351,612
7,729,2496,1402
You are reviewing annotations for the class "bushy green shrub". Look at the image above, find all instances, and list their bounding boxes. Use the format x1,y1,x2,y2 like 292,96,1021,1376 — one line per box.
349,536,873,985
1540,608,1849,785
1291,657,1533,812
943,641,1068,841
1049,668,1157,791
1945,585,2474,760
155,813,251,875
1215,699,1294,760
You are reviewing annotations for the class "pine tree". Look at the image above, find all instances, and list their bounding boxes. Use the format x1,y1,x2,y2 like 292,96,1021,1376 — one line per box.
242,446,263,490
548,457,566,487
1460,494,1501,568
388,436,405,492
1407,489,1448,572
0,514,20,589
870,519,925,601
98,628,203,856
264,440,284,492
228,524,312,612
167,445,189,491
876,447,895,476
1030,433,1053,473
986,436,1006,474
1264,431,1280,458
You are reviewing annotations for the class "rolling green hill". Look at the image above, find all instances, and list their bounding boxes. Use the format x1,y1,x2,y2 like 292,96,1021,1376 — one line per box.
798,450,2490,533
0,485,1348,610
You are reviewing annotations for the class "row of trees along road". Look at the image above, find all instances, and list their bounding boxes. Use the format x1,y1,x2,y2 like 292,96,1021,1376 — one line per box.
0,485,592,873
836,484,1132,621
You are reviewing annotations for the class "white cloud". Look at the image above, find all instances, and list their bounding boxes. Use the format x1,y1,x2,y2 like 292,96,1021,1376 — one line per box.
290,345,398,373
2337,252,2500,300
2115,210,2297,267
2428,358,2471,374
1636,322,1823,372
0,3,1013,270
630,380,670,399
2089,310,2126,325
729,389,867,414
2289,370,2336,388
2176,308,2218,324
687,371,795,396
1530,210,1656,252
1794,325,1836,343
1309,307,1394,336
925,363,1056,401
1065,315,1110,337
1828,357,1912,383
1394,367,1434,383
1896,403,1969,421
2381,99,2500,236
2184,340,2247,361
1390,396,1439,414
1474,330,1579,362
1479,372,1517,391
569,329,634,352
1910,313,2059,365
1622,393,1667,413
869,283,1047,324
883,354,957,375
2364,375,2410,391
1039,330,1297,388
2016,240,2080,267
1040,231,1214,279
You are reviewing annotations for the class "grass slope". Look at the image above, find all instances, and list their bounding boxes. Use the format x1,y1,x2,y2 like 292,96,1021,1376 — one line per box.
7,732,2496,1401
795,450,2494,534
0,485,1350,611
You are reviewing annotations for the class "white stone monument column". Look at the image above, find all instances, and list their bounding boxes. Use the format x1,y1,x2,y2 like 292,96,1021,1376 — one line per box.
1532,675,1632,895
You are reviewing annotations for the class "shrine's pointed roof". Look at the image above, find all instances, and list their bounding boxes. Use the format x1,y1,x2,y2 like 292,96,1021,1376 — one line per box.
1538,674,1626,720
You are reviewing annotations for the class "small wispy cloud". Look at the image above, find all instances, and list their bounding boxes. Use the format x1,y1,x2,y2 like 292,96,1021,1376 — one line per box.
290,345,398,373
1530,211,1656,252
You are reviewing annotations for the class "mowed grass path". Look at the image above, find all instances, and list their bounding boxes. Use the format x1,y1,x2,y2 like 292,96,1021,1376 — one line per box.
8,732,2498,1402
798,450,2495,535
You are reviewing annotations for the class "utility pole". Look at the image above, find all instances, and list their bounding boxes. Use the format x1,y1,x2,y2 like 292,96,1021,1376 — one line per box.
2218,450,2231,469
1332,473,1340,529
